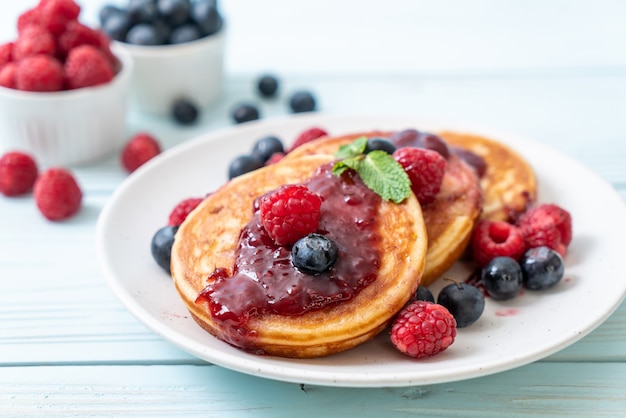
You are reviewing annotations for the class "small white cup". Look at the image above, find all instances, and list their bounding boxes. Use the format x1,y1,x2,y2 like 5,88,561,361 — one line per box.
0,45,133,167
115,30,225,115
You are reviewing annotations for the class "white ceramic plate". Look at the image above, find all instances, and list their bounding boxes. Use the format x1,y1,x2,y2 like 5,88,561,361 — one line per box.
96,113,626,387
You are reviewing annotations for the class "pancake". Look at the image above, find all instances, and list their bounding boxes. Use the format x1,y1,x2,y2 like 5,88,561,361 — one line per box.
285,131,483,286
171,154,428,358
439,131,536,222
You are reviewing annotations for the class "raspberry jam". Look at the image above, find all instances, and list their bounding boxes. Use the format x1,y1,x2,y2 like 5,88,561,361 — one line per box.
196,163,381,348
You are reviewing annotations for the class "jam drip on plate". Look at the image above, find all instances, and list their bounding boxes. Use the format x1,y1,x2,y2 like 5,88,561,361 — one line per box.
196,163,382,346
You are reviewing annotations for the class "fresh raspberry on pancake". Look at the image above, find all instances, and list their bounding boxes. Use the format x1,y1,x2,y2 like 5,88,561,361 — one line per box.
390,300,457,358
517,203,572,256
392,147,446,205
34,167,82,221
64,45,114,89
0,151,39,196
168,197,204,226
288,127,328,152
15,54,64,92
259,184,322,245
120,133,162,173
471,219,525,266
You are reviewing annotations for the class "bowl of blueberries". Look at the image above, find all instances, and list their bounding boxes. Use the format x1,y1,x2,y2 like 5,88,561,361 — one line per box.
99,0,224,120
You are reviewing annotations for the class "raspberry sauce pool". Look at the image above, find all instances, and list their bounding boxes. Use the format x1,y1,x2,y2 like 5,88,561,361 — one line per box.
196,163,381,348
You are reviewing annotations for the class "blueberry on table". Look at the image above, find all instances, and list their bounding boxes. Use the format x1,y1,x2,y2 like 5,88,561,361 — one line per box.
151,225,179,274
126,23,162,45
437,282,485,328
520,246,565,290
228,155,263,179
171,98,199,125
157,0,191,27
232,103,260,124
251,136,284,162
365,137,396,154
191,0,223,36
481,256,523,300
257,75,279,98
169,23,202,44
415,285,435,303
291,234,339,275
289,90,317,113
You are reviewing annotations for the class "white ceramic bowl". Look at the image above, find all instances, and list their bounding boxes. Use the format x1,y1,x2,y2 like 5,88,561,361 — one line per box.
115,30,225,115
0,45,133,167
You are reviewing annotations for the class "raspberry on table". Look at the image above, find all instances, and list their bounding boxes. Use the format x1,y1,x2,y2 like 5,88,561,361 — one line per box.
287,127,328,152
64,45,115,89
168,197,204,226
15,54,64,92
517,203,572,256
390,300,457,358
392,147,447,205
34,167,82,221
471,219,525,266
0,151,39,196
120,132,162,173
259,184,322,246
0,63,17,89
12,25,57,61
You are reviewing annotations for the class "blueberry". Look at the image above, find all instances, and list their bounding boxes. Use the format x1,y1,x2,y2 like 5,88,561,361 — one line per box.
289,91,316,113
481,256,523,300
437,282,485,328
291,234,338,275
228,155,263,179
127,0,158,24
172,98,199,125
157,0,191,27
169,23,202,44
190,0,222,36
365,137,396,154
257,75,279,98
520,246,565,290
126,23,161,45
415,285,435,303
251,136,284,162
101,11,130,42
99,4,125,26
151,225,179,274
232,103,260,124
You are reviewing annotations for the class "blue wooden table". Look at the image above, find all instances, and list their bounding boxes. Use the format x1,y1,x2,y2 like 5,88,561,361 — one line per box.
1,1,626,416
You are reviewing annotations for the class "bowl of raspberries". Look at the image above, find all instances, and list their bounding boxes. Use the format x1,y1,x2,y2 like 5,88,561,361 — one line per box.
99,0,225,118
0,0,133,167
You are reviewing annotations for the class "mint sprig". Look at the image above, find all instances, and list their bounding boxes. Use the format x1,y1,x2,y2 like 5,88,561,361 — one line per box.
332,137,410,203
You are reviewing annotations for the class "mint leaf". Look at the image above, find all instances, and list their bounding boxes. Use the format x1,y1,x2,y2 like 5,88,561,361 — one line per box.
332,140,411,203
335,136,368,159
357,151,411,203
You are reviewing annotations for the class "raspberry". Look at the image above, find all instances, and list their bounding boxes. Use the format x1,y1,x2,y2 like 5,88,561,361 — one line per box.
17,8,42,34
390,301,457,358
259,184,322,246
12,26,57,61
517,203,572,256
64,45,114,89
471,219,525,266
34,167,82,221
0,42,13,68
39,0,81,35
168,197,204,226
392,147,447,205
121,133,162,173
57,21,103,58
287,127,328,152
0,151,39,196
15,54,64,92
0,63,17,89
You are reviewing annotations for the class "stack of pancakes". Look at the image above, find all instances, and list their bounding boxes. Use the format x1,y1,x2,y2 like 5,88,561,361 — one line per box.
171,129,536,358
